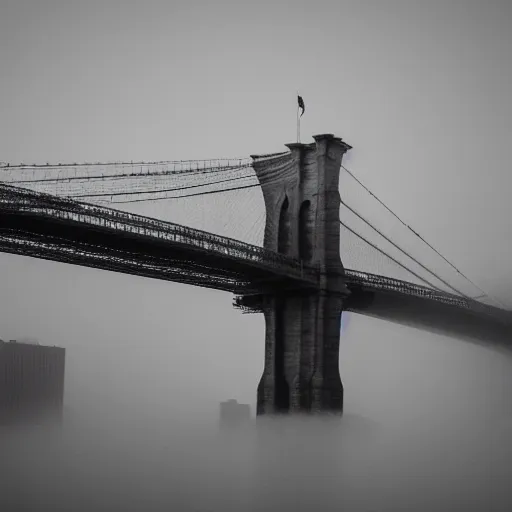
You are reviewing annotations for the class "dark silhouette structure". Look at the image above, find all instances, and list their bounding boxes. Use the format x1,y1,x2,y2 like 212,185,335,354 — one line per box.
247,135,352,415
0,340,65,425
1,133,512,418
219,399,251,428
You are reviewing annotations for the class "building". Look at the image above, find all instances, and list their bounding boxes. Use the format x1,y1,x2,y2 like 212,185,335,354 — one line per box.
0,339,65,425
219,399,250,428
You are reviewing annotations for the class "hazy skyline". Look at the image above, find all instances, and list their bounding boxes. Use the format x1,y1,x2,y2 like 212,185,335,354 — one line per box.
1,1,512,509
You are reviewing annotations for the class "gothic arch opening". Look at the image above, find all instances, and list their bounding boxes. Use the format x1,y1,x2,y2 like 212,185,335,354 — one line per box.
298,199,313,261
277,196,291,255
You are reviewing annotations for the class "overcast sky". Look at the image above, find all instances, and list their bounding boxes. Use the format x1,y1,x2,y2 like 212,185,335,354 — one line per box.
1,1,512,508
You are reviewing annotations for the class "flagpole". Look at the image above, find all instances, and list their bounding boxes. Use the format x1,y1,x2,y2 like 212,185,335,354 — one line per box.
297,90,300,143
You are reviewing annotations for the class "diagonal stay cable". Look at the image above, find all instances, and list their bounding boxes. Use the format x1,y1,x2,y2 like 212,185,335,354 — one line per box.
340,163,506,307
339,219,444,292
340,199,469,298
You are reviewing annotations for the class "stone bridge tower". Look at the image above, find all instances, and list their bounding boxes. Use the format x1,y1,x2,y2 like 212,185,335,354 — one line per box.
251,134,352,416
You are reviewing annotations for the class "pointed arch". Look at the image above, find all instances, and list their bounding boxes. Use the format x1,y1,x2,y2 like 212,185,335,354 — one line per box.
298,199,313,261
277,195,291,255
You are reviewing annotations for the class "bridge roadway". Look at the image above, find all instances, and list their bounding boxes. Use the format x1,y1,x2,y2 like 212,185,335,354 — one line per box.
1,183,511,346
343,271,512,348
0,183,318,294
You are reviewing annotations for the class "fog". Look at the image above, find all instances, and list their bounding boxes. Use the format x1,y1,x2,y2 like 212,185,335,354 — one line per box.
2,0,512,509
2,388,512,511
1,260,512,510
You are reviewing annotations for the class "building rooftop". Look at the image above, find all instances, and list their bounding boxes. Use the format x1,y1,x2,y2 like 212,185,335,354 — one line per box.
0,339,62,348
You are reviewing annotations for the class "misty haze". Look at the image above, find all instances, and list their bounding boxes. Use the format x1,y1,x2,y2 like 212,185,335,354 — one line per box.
2,0,512,511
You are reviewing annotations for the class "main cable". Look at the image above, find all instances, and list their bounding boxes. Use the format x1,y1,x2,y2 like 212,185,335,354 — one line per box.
4,163,253,184
92,153,294,203
340,199,469,298
340,163,506,307
0,157,252,170
339,219,444,292
4,152,292,202
67,172,256,198
104,183,262,203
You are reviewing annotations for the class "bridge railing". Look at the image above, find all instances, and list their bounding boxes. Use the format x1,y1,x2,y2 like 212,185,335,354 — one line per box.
0,184,319,283
7,183,507,323
344,269,467,306
344,269,512,324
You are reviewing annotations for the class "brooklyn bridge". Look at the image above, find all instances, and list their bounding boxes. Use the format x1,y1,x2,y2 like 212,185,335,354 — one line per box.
1,133,511,415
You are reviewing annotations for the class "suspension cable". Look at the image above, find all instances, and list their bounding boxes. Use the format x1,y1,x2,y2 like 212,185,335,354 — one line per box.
87,155,293,202
339,219,444,292
3,152,290,202
340,163,505,306
4,163,253,184
340,199,469,298
106,183,261,204
0,157,252,170
67,172,256,198
98,162,295,203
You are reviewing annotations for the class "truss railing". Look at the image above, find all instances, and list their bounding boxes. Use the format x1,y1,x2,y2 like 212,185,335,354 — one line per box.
0,183,318,284
344,269,512,324
2,183,511,326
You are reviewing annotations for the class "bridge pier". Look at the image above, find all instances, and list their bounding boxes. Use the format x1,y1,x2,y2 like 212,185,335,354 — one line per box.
250,134,352,416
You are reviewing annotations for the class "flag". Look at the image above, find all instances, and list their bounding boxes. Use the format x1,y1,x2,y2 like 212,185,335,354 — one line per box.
298,95,305,117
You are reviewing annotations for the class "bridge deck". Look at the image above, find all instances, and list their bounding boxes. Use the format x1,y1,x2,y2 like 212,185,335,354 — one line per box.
1,183,511,345
0,184,318,294
343,270,512,347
